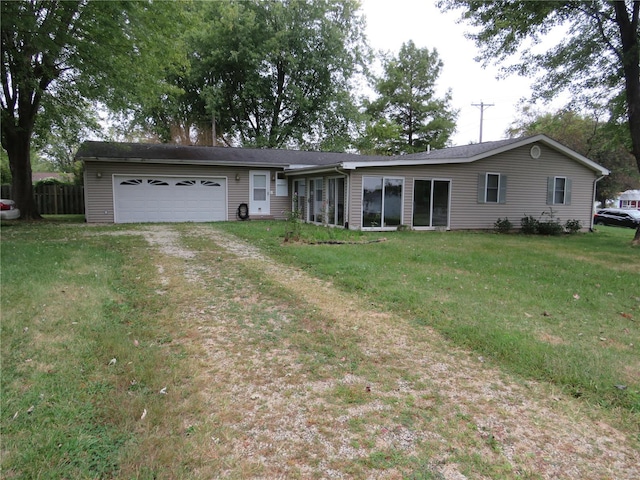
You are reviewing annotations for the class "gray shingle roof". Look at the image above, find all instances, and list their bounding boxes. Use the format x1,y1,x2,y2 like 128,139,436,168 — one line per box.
75,141,379,166
75,135,608,175
400,137,525,160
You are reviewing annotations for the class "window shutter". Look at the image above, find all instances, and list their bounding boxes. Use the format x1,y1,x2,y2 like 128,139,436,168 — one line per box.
565,179,572,205
498,175,507,204
546,177,554,205
477,173,486,203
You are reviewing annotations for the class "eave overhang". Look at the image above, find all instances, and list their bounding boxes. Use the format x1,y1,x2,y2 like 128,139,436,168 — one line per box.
77,134,610,177
81,156,291,169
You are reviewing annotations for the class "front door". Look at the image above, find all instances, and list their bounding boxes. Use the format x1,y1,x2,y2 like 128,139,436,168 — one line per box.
250,171,270,215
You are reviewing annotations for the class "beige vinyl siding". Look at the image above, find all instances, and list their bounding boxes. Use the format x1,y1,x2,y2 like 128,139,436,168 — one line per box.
84,141,599,230
269,176,290,220
347,143,598,230
84,161,288,223
460,143,596,229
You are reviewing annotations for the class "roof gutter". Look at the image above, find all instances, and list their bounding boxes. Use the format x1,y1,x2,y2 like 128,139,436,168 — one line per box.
284,163,344,176
333,167,350,229
590,174,607,231
80,156,291,168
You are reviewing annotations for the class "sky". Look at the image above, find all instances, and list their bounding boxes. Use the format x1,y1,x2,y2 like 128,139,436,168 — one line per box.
360,0,543,146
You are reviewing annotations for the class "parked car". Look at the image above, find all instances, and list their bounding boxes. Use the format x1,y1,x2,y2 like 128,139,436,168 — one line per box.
0,199,20,220
593,208,640,228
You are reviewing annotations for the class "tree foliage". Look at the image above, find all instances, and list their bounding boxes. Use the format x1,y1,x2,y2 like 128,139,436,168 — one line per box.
508,108,640,204
136,0,369,151
440,1,639,168
355,119,403,156
363,41,457,155
1,0,182,218
34,99,102,178
0,148,11,185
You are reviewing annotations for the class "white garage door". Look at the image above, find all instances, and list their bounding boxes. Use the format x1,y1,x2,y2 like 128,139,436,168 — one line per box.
113,176,227,223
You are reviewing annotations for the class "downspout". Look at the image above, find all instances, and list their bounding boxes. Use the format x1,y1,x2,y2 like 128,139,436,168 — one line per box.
591,174,606,231
335,167,349,229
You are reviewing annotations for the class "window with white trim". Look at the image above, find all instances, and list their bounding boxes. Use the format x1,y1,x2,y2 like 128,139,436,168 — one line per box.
275,172,288,196
293,179,306,218
554,177,566,204
413,179,450,228
308,178,324,223
327,177,345,226
362,176,403,228
477,173,507,204
547,176,572,205
486,173,499,203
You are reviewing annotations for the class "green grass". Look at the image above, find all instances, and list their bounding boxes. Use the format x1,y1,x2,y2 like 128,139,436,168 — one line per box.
2,218,638,477
0,221,197,478
41,214,87,223
216,221,640,414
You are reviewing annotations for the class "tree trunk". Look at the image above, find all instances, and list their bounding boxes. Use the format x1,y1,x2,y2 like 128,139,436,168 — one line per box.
614,2,640,171
4,128,41,220
613,3,640,245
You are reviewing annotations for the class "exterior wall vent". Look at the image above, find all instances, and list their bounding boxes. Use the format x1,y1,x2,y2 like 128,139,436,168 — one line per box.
530,145,541,159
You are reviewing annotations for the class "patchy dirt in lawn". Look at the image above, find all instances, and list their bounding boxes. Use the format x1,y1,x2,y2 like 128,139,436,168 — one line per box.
97,224,639,479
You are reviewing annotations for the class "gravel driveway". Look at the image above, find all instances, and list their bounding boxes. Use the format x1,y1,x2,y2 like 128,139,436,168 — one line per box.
113,224,639,479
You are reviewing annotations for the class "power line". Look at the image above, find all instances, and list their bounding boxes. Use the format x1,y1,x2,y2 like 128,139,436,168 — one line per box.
472,101,494,143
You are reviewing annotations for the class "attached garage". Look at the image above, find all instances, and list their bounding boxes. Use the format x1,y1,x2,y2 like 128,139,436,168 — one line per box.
113,175,227,223
77,141,302,224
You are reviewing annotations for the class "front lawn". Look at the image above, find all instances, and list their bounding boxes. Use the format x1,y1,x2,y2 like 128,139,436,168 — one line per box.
217,221,640,415
1,222,199,478
2,219,638,478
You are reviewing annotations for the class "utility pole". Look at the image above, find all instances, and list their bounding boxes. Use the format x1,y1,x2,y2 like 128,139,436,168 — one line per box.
472,101,494,143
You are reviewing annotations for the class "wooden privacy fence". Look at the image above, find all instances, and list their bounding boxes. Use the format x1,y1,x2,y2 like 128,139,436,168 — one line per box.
1,184,85,215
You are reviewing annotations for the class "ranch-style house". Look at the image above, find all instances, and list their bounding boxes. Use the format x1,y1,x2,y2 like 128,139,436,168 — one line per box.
77,134,609,231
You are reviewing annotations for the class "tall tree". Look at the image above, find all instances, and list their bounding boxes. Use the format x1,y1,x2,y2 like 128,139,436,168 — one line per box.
439,1,640,241
1,1,182,219
126,2,210,146
364,41,457,155
355,119,403,156
137,0,369,150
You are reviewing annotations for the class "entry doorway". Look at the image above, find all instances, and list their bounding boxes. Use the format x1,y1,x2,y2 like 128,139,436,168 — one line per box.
249,171,270,215
412,179,450,229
